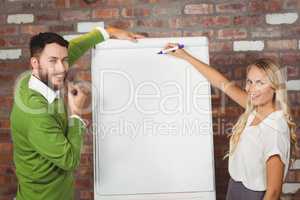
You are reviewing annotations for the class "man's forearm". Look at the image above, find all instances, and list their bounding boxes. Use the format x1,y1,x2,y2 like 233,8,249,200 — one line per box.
68,28,108,66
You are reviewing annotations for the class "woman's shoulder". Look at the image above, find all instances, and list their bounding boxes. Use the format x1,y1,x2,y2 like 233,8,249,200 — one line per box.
261,110,289,136
270,110,288,129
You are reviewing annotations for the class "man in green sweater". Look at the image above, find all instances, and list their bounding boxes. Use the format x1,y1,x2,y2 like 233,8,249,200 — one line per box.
10,26,143,200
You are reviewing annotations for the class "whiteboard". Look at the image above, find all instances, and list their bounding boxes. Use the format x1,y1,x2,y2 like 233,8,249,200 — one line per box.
92,37,215,200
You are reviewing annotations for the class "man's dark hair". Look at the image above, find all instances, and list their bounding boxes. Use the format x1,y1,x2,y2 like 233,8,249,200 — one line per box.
30,32,69,57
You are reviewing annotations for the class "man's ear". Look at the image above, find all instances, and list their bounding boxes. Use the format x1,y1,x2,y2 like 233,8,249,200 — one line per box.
30,57,39,71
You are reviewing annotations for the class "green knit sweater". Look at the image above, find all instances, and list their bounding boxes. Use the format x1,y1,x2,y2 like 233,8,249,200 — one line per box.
10,29,105,200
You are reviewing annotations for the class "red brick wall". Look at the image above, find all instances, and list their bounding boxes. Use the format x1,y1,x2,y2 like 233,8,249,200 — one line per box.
0,0,299,200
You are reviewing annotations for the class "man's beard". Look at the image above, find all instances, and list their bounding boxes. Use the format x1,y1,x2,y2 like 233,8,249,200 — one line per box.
38,70,66,91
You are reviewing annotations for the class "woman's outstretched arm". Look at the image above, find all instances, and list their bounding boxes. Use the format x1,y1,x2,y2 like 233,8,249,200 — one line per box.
165,43,248,108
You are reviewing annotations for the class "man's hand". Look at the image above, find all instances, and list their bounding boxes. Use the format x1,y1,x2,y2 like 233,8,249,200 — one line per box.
68,81,91,116
106,26,145,42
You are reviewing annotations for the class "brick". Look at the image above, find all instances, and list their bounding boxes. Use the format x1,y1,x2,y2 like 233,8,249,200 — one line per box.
286,170,297,182
137,0,174,4
0,14,6,24
0,61,29,71
79,154,92,166
288,91,300,106
0,119,10,129
0,184,17,197
5,70,23,85
0,36,28,48
75,178,92,189
233,41,264,51
287,80,300,91
0,26,18,36
147,31,181,37
0,165,14,176
267,39,297,50
0,38,10,47
234,66,247,79
0,72,18,84
109,19,134,29
212,107,244,118
249,0,283,13
21,25,48,35
281,52,300,65
251,27,281,38
121,7,151,18
261,52,279,61
22,1,58,10
287,65,300,79
0,99,15,119
0,49,22,60
92,8,119,19
55,0,71,8
217,28,247,40
106,0,135,6
22,47,30,59
169,16,231,29
81,145,93,154
1,1,22,13
233,15,264,26
168,16,198,29
77,21,104,33
282,26,300,38
283,0,300,9
84,133,93,145
283,183,300,193
0,175,12,185
79,190,93,200
136,19,166,28
49,24,74,33
60,10,90,21
153,4,181,16
0,143,13,154
266,12,298,25
0,96,13,109
200,16,232,28
76,166,92,177
0,81,15,96
216,2,247,13
183,30,214,38
35,11,59,23
78,0,105,7
7,14,34,24
184,4,214,15
209,41,233,52
210,53,247,66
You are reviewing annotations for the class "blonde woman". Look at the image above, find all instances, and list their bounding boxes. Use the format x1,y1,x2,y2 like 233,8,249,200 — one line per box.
164,43,297,200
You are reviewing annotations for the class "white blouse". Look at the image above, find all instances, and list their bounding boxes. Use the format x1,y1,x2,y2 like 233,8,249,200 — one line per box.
228,110,290,191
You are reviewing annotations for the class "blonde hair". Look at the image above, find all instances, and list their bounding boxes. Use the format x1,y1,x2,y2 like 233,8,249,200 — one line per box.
226,58,298,164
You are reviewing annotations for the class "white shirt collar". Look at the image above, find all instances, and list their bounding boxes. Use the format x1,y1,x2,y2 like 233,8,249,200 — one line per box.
28,75,60,104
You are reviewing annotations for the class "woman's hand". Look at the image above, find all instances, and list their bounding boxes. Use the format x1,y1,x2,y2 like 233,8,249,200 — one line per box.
163,43,191,60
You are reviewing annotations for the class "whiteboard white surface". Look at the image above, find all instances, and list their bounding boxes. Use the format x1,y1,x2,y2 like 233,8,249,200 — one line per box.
92,37,215,200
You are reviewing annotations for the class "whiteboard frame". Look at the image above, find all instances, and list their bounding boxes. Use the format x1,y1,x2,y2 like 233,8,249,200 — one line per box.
92,37,216,200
